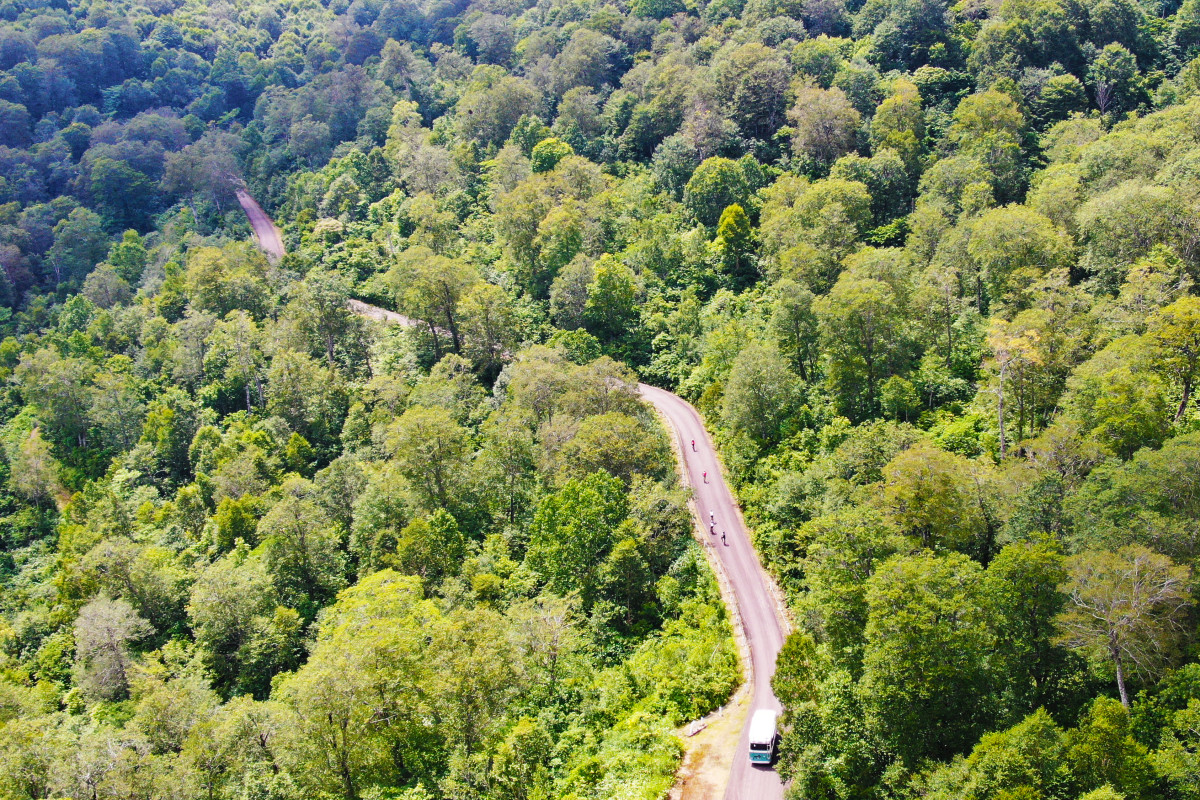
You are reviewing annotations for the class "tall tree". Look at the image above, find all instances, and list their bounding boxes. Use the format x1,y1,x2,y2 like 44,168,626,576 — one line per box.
386,405,470,511
73,595,153,701
46,207,108,287
257,480,348,622
986,319,1044,459
982,540,1074,719
815,273,907,419
293,268,358,367
1147,296,1200,422
799,507,904,672
458,282,516,382
769,279,820,382
789,84,861,170
1055,546,1191,707
524,471,628,608
383,246,477,357
861,551,993,766
721,340,798,445
9,426,62,508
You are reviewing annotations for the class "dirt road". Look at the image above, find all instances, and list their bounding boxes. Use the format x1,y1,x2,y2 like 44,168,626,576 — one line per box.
236,189,285,262
639,383,789,800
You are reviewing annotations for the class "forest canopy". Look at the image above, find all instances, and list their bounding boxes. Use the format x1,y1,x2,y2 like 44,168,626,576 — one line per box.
2,0,1200,797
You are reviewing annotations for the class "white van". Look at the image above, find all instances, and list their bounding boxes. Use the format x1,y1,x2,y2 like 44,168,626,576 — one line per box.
747,709,778,765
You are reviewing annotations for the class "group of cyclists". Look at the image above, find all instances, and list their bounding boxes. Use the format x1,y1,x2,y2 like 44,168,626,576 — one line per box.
710,512,726,545
692,438,727,546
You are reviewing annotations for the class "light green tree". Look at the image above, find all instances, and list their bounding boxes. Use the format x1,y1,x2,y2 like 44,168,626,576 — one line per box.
9,427,62,508
388,509,467,592
881,441,997,559
73,595,153,701
383,246,478,356
982,539,1073,719
769,279,820,382
798,507,904,671
1146,296,1200,422
560,412,666,485
257,480,348,622
814,274,906,419
277,571,437,798
1065,696,1156,796
789,83,862,169
861,551,993,766
714,203,756,289
583,255,638,343
968,205,1073,310
1151,699,1200,799
869,78,924,172
458,282,516,381
386,405,470,511
1055,546,1191,707
683,157,751,227
530,137,573,172
524,472,627,608
89,363,144,452
721,340,798,445
188,546,280,696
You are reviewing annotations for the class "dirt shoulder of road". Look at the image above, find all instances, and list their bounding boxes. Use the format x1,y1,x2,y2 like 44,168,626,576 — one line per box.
670,684,751,800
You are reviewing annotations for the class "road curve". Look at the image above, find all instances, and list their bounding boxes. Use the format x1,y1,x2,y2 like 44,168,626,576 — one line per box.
347,298,420,326
236,189,285,262
236,192,788,798
639,383,788,800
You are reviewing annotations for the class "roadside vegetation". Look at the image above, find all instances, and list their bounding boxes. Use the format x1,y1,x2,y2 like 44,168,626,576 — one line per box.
3,0,1200,797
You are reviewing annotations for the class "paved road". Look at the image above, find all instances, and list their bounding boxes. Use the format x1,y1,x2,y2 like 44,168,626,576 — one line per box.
347,298,419,326
234,195,420,328
639,383,788,800
236,194,788,799
236,189,285,262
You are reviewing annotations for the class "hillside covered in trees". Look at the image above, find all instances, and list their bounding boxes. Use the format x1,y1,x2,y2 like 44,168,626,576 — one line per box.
2,0,1200,797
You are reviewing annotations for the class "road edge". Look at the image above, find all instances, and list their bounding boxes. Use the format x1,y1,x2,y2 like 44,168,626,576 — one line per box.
703,418,794,642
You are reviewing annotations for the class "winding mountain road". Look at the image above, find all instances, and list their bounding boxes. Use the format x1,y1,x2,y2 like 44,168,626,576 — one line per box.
237,196,789,799
639,384,789,800
236,189,285,262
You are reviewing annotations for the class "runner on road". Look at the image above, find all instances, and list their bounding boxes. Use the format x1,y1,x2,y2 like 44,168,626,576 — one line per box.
691,439,696,451
721,531,727,546
703,471,708,483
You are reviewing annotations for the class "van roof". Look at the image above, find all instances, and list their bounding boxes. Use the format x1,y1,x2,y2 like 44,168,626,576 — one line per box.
748,709,777,742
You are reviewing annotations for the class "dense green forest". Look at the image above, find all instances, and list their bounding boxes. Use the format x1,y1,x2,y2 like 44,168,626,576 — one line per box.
2,0,1200,797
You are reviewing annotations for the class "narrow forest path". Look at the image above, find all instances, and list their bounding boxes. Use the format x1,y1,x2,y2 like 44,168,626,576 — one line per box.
237,196,789,799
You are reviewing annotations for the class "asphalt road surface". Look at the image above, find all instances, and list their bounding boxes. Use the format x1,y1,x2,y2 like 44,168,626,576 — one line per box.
236,189,285,262
347,298,419,326
639,383,788,800
236,194,788,799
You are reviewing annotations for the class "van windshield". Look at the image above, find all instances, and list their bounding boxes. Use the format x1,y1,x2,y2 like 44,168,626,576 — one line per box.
749,742,771,751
